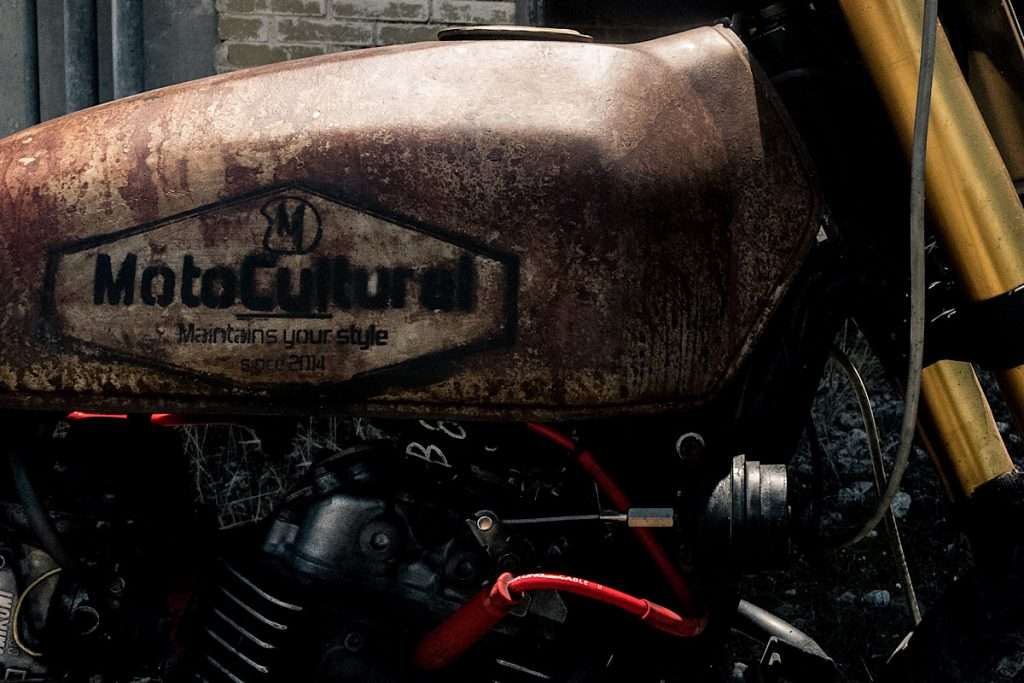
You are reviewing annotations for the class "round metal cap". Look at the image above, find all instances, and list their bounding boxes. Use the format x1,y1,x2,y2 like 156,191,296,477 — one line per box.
437,25,593,42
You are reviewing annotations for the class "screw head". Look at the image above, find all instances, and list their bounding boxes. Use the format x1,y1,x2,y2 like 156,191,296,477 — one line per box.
343,631,366,652
71,605,101,636
369,531,391,551
455,559,476,580
675,432,706,461
497,553,520,572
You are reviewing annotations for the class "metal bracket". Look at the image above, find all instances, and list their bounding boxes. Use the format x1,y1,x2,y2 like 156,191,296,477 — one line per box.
925,283,1024,368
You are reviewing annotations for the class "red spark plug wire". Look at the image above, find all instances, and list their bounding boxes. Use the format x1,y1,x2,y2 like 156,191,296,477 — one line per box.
414,571,703,670
65,411,130,421
148,413,190,426
526,423,702,616
66,412,212,427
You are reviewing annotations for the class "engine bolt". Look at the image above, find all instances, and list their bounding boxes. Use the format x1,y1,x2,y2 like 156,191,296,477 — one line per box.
369,531,391,551
455,559,476,580
71,605,101,636
675,432,706,462
343,632,366,652
498,553,520,572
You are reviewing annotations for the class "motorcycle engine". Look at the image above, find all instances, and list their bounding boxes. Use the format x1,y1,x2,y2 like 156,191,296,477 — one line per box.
0,414,789,682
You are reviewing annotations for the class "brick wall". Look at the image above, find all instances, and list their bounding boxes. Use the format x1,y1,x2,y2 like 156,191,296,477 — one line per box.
543,0,725,43
216,0,520,72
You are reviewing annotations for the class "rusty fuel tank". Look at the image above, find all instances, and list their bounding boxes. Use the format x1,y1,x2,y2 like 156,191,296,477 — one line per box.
0,26,819,420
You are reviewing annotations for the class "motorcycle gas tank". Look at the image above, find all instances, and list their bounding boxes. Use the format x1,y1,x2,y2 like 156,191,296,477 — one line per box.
0,27,818,419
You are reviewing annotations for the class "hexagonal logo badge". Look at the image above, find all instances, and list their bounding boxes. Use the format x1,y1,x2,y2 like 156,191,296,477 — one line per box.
43,185,518,388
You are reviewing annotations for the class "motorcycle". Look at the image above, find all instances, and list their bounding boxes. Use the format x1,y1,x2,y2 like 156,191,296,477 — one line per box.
0,0,1022,680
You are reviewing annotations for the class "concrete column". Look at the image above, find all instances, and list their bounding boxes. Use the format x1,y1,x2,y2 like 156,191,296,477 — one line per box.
112,0,144,98
0,0,40,137
64,0,99,112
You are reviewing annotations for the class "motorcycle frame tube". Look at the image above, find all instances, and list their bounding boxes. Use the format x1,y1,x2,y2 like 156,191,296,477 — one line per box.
839,0,1017,497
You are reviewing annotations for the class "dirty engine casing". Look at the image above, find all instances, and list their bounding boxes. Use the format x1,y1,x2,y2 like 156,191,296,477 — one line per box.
0,27,817,419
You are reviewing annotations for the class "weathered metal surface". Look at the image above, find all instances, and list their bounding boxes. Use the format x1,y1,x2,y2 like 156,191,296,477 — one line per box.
0,26,819,419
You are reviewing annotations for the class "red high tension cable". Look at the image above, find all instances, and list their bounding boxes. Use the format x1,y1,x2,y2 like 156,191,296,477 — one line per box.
414,571,704,670
526,422,702,616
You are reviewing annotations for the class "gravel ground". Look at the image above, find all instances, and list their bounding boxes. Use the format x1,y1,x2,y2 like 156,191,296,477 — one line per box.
735,328,1024,680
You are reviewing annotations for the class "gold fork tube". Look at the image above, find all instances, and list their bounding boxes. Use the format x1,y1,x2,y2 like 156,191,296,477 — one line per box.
839,0,1024,298
839,0,1017,497
919,361,1013,498
967,49,1024,182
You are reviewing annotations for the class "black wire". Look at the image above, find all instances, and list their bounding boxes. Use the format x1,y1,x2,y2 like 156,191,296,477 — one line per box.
829,347,922,625
800,417,827,540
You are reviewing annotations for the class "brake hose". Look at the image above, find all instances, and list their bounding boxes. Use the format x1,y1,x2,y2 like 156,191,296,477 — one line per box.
842,0,939,548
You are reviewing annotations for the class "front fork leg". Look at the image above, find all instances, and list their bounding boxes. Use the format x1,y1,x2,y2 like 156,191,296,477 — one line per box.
839,0,1024,678
918,361,1014,500
837,0,1023,502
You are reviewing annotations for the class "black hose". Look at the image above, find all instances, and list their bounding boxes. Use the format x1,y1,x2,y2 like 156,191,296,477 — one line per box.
803,417,827,536
7,449,75,570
